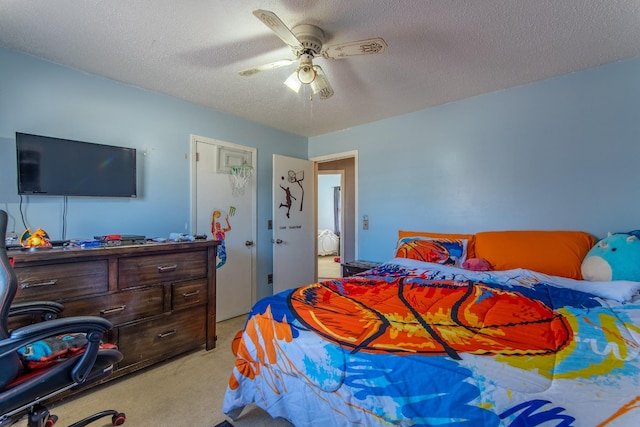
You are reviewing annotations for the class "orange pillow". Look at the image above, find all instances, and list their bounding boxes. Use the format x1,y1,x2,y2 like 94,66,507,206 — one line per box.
473,230,596,279
398,230,476,258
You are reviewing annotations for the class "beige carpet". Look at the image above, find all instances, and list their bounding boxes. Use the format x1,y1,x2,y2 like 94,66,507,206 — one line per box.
318,255,341,280
18,315,292,427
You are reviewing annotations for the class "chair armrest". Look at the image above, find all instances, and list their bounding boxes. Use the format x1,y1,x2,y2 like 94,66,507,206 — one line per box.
9,301,65,320
0,316,113,359
72,328,109,383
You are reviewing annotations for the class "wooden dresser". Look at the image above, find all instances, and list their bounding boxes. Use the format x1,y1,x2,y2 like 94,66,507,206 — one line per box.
9,240,219,380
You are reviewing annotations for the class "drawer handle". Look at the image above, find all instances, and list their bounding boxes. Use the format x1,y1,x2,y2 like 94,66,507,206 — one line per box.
182,290,200,298
158,329,177,338
100,305,127,315
157,264,178,273
21,279,58,289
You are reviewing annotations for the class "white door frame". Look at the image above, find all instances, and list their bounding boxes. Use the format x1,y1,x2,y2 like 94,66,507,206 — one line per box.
189,135,258,306
311,150,358,261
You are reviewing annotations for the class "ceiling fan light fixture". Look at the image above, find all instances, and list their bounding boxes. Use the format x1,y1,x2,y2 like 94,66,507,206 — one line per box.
310,77,322,94
284,72,302,93
296,53,316,85
310,65,334,99
297,64,316,84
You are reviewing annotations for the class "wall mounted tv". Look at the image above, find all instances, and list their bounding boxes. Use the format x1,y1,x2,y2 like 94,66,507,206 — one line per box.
16,132,137,198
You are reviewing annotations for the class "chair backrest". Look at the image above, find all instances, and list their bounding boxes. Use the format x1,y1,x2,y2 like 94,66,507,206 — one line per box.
0,210,16,337
0,209,22,389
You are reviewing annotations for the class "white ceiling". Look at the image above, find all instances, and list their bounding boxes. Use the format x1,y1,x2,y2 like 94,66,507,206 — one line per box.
1,0,639,137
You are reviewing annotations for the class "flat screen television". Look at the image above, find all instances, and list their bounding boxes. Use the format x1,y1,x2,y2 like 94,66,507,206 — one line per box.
16,132,137,198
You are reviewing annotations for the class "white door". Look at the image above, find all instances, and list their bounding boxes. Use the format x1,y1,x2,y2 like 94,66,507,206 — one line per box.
192,136,256,321
272,154,315,294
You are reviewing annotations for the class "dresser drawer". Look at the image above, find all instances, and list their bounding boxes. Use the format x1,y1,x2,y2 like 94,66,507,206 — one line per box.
118,250,207,289
172,279,207,311
61,286,165,325
117,306,206,368
14,260,108,301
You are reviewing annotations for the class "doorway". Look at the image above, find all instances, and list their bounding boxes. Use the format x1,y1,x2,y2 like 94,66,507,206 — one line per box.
314,152,357,280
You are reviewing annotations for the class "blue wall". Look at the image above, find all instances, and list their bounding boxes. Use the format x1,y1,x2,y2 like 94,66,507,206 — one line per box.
3,46,640,290
310,57,640,262
0,47,306,300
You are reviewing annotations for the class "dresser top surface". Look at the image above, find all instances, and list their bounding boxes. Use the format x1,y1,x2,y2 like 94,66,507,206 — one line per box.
9,240,220,264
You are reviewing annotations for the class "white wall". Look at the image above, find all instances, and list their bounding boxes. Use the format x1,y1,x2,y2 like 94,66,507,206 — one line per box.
309,56,640,262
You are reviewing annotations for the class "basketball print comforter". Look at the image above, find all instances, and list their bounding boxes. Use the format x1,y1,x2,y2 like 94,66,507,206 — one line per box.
223,258,640,426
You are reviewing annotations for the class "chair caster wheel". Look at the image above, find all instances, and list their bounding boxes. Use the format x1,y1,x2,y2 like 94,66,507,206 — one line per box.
112,412,126,425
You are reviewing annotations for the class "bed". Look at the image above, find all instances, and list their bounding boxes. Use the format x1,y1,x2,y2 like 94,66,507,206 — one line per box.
223,230,640,426
318,229,340,256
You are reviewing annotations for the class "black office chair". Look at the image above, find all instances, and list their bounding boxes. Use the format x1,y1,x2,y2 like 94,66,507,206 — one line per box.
0,210,125,427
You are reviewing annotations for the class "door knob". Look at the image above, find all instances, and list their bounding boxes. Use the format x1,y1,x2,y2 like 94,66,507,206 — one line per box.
245,240,254,247
272,239,283,244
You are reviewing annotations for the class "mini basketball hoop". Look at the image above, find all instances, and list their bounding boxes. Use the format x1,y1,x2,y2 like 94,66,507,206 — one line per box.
229,164,253,197
287,170,303,183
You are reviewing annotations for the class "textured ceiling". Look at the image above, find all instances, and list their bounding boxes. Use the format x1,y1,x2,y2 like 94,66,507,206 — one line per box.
1,0,640,137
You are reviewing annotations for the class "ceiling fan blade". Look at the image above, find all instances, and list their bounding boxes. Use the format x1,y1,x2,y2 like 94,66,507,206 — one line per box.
321,37,388,59
311,66,334,99
239,59,295,76
253,9,303,52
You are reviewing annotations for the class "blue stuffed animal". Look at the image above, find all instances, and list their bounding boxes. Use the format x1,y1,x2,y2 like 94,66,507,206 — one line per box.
581,231,640,282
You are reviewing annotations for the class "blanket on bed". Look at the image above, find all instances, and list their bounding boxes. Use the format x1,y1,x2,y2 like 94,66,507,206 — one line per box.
223,258,640,426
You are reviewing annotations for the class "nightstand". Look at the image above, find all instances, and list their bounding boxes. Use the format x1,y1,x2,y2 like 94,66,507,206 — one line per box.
341,260,381,277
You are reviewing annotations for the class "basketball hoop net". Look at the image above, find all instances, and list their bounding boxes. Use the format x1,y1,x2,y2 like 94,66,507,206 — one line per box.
229,164,253,197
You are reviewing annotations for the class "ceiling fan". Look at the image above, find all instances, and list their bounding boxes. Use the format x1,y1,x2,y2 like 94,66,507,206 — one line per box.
239,9,388,99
